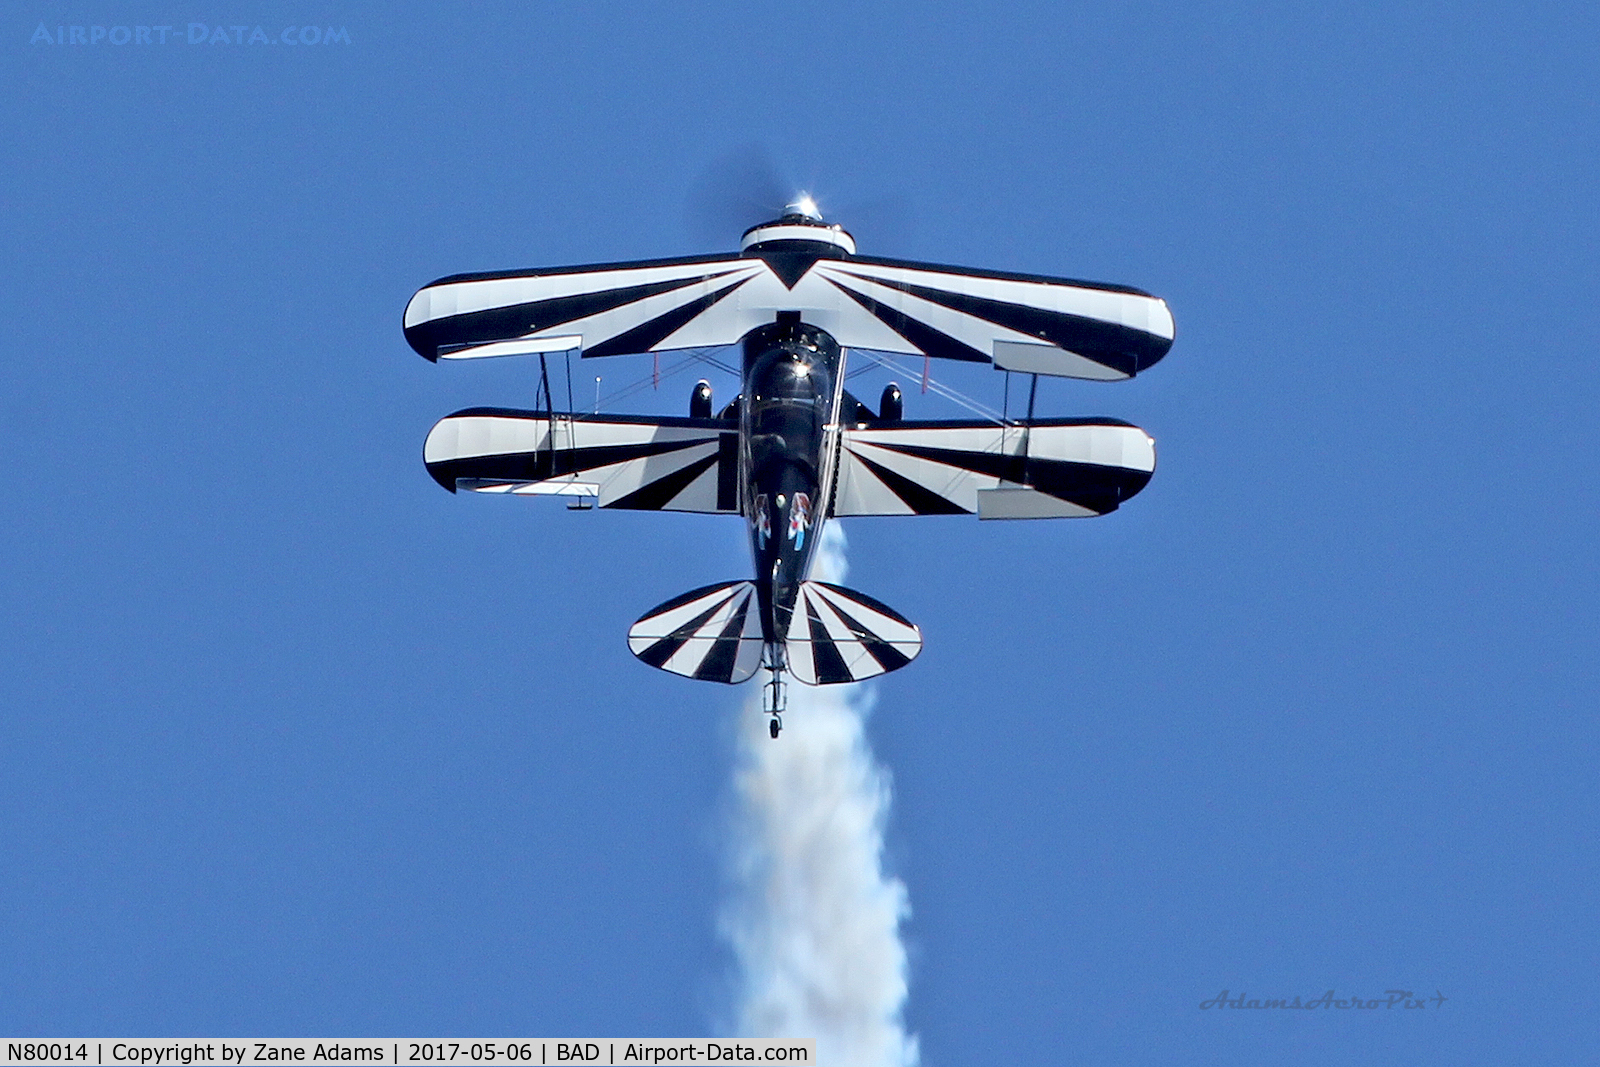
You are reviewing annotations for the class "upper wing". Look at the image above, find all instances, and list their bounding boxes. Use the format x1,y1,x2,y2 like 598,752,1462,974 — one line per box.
832,418,1156,518
404,254,766,362
816,256,1174,380
423,408,740,514
404,252,1172,380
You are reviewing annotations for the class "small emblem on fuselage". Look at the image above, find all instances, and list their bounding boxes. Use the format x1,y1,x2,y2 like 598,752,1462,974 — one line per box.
788,492,812,550
753,493,771,548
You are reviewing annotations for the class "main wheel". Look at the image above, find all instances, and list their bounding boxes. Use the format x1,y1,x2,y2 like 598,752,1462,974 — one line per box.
769,718,781,739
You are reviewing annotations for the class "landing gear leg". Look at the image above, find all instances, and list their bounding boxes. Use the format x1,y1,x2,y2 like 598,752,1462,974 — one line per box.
762,667,787,740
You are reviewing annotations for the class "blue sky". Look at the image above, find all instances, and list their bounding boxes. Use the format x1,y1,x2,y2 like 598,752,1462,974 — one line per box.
4,1,1597,1062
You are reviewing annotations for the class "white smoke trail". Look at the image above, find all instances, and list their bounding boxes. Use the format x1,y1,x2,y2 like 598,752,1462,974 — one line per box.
718,524,918,1067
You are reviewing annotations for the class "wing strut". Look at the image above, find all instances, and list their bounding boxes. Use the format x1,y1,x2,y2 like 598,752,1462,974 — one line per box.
538,354,554,422
537,352,555,469
535,353,592,511
1021,372,1039,473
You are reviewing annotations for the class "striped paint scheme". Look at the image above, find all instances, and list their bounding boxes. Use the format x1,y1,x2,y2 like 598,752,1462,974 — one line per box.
833,420,1157,517
404,252,1173,381
627,582,764,684
424,411,1157,520
783,583,923,685
423,409,740,514
628,581,923,686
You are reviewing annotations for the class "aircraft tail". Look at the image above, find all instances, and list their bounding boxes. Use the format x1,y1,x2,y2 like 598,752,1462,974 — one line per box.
627,580,922,686
784,581,922,684
628,581,765,684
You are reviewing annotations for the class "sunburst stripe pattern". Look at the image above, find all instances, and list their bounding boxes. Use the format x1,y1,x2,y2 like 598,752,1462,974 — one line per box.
833,420,1157,517
404,250,1173,381
627,582,765,684
423,409,739,514
784,582,922,685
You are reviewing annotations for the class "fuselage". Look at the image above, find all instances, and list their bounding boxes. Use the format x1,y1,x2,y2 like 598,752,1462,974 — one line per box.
739,317,844,663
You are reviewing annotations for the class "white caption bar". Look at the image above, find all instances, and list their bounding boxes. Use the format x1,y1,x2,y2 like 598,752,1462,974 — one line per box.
0,1042,814,1067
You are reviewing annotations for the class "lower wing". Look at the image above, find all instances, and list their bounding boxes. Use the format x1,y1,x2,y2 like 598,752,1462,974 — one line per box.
423,407,740,513
832,418,1156,518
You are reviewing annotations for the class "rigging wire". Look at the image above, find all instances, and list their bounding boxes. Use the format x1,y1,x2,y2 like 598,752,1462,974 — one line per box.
574,347,744,413
550,344,1008,428
850,349,1007,424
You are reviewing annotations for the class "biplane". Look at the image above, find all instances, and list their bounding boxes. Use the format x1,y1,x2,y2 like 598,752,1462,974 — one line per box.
405,197,1173,736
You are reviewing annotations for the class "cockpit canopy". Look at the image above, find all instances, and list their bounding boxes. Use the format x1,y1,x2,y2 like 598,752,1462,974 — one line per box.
750,347,827,406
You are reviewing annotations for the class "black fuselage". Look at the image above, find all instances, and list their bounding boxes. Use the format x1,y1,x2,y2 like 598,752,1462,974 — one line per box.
740,318,842,663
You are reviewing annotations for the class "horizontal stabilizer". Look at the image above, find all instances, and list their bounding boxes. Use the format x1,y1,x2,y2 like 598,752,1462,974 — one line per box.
785,582,922,685
628,582,764,684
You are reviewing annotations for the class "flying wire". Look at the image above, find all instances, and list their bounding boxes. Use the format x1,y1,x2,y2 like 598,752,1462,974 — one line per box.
579,347,743,413
850,349,1007,424
566,345,1007,427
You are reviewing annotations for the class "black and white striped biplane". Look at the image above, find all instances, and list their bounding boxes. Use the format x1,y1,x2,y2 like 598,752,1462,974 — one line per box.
407,198,1173,736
